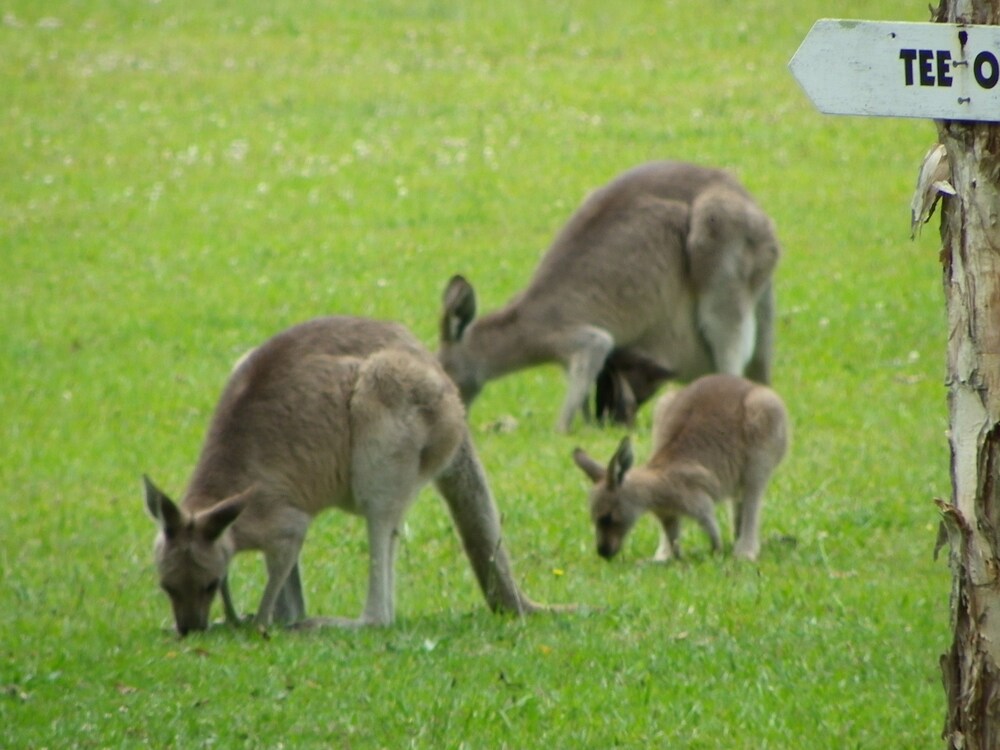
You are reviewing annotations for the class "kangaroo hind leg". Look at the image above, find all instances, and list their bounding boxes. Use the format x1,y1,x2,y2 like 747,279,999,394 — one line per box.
688,189,777,377
732,387,789,561
348,349,466,627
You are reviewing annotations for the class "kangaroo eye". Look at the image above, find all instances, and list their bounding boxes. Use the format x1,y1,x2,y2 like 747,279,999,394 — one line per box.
203,580,220,595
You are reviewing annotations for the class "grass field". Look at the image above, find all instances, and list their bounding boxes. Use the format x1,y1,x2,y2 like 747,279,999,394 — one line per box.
1,1,954,747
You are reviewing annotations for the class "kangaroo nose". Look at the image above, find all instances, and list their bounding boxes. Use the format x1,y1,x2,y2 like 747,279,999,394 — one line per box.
597,543,615,560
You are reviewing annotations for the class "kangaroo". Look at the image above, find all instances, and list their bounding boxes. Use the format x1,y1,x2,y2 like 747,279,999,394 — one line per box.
438,160,781,433
594,349,674,428
572,374,789,562
143,316,546,635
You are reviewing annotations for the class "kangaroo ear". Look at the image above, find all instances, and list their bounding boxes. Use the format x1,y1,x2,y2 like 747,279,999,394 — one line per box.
196,487,252,542
144,475,184,536
572,447,606,484
441,275,477,343
607,437,634,489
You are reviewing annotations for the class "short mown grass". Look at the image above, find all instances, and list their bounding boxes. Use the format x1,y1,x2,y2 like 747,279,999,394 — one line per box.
2,1,950,747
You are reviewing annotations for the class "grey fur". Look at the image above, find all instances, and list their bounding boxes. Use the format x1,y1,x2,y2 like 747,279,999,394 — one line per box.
573,374,789,562
144,317,543,635
438,161,781,432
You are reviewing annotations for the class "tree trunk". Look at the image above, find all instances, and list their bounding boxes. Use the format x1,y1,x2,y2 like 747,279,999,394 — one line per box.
935,2,1000,747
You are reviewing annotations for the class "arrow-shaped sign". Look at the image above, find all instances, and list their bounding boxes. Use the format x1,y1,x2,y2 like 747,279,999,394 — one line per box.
789,19,1000,122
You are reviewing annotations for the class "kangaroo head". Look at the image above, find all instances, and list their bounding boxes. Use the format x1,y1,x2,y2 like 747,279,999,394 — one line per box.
143,476,248,635
572,437,643,560
438,274,484,405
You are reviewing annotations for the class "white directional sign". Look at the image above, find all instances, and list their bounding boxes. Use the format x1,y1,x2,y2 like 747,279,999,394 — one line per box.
789,19,1000,121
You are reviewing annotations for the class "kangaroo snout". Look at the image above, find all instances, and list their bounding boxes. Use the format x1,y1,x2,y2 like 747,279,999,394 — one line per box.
171,604,211,637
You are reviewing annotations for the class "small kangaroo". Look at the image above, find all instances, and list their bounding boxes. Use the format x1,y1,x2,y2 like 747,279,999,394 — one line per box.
143,316,545,635
594,348,674,427
572,374,789,562
438,160,781,432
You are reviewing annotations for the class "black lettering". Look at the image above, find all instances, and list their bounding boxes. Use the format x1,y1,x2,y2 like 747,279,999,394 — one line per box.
900,48,917,85
919,49,935,85
936,50,953,87
974,50,999,89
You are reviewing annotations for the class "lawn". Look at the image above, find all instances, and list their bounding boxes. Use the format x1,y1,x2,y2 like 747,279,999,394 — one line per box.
2,1,952,747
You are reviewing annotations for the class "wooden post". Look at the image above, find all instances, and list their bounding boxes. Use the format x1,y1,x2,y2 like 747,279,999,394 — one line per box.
934,2,1000,747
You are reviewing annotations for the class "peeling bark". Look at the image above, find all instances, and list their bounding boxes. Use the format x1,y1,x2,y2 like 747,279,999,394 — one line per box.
936,4,1000,748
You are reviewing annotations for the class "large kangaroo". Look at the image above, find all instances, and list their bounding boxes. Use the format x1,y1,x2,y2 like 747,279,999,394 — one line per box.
572,374,789,562
438,161,781,432
143,316,545,635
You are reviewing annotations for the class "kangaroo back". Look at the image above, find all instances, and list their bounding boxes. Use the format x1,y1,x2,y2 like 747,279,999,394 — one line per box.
580,160,749,206
650,374,781,490
523,192,692,337
184,317,429,512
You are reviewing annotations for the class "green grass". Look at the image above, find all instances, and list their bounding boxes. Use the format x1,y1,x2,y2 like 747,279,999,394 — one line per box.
2,1,951,747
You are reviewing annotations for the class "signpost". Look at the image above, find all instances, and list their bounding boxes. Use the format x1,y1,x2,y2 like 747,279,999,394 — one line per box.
789,19,1000,121
791,12,1000,750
